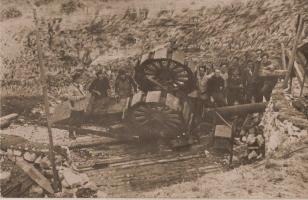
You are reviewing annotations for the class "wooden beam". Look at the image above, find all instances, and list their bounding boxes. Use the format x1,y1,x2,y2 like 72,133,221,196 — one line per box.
8,156,54,194
283,15,304,88
32,9,60,192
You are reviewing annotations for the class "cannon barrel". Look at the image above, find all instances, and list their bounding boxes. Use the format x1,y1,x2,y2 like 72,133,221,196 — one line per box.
205,103,267,117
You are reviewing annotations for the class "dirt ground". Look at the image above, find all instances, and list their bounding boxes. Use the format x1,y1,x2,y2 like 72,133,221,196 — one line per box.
142,141,308,198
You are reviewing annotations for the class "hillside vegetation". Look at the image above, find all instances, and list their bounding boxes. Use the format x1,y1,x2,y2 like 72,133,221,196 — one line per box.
1,0,307,97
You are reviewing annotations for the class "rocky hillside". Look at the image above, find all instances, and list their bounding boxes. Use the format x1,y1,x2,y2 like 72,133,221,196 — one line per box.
0,0,308,97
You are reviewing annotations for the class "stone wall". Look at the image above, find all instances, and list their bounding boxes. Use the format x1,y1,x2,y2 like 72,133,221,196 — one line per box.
261,81,308,157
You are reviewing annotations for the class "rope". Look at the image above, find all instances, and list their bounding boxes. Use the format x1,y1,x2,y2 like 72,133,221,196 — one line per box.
215,111,232,128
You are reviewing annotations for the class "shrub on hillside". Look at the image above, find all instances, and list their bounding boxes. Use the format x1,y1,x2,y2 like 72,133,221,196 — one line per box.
34,0,54,7
0,7,22,21
60,1,84,15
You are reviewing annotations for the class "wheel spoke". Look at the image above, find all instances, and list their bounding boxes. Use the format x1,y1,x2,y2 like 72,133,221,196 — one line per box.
176,71,188,76
173,68,185,73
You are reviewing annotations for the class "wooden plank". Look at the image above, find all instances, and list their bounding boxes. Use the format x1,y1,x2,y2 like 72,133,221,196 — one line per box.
7,156,54,194
1,174,34,197
130,91,143,107
214,125,232,138
145,91,161,103
117,154,202,169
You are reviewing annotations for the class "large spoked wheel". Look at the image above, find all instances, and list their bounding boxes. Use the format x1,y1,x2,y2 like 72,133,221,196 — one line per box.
127,102,185,140
135,48,195,94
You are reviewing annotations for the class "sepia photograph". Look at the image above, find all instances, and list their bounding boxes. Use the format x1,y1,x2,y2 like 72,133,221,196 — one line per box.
0,0,307,198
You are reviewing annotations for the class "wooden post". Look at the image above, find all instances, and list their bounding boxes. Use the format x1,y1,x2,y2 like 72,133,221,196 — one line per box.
281,43,287,70
32,9,60,192
283,15,304,88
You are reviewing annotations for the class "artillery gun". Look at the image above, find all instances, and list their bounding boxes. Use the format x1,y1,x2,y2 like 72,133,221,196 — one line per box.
52,47,266,147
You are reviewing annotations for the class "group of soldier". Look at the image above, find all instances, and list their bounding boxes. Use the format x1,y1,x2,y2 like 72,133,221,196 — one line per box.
63,68,137,139
194,49,278,108
64,48,278,138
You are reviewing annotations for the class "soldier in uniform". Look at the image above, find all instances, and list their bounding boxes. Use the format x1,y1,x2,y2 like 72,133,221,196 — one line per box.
63,72,87,139
89,69,110,100
243,60,256,103
259,53,277,101
207,69,227,106
226,68,244,105
253,49,265,102
115,69,137,98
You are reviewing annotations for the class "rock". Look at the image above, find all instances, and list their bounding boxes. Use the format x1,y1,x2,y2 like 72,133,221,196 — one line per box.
62,168,88,188
34,155,43,165
39,156,51,169
232,155,239,163
83,181,98,191
23,152,37,163
256,135,265,147
13,149,22,156
28,184,44,198
0,170,11,182
7,148,13,155
76,187,97,198
248,150,258,160
61,178,70,188
246,134,256,145
42,169,54,179
96,190,107,198
265,159,283,169
55,189,75,198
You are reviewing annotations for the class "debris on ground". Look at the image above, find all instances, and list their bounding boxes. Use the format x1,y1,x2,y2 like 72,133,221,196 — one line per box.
0,134,99,198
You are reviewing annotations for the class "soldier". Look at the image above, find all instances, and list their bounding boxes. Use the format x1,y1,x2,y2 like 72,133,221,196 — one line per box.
207,69,227,106
115,69,137,98
226,68,244,105
89,69,110,100
228,57,243,79
253,49,265,102
259,53,277,101
243,60,256,103
220,63,229,96
63,72,87,139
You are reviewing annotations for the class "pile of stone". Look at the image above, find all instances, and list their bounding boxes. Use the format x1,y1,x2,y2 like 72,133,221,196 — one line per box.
236,113,265,163
0,134,99,198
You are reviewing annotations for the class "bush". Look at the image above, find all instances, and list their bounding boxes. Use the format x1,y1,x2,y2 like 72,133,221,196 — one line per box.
34,0,54,7
61,1,84,15
0,7,22,21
